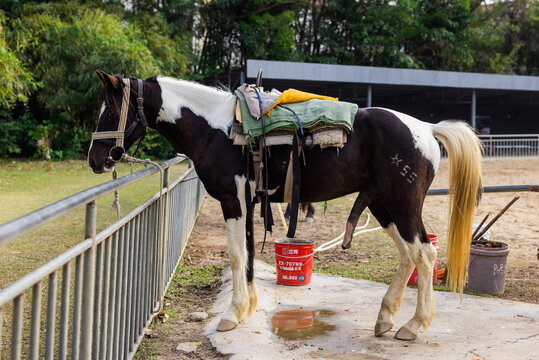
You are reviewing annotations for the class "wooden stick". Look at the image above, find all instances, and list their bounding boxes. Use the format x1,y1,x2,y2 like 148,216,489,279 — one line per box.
471,213,490,241
473,196,520,242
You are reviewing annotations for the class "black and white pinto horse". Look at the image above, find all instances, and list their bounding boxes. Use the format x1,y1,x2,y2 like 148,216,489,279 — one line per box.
88,72,482,341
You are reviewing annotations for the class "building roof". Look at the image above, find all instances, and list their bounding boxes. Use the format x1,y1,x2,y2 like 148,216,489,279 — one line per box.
246,60,539,92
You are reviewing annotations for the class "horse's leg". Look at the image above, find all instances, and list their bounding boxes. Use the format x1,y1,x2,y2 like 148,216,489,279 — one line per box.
305,203,315,223
368,201,414,337
245,201,258,316
284,203,291,220
217,176,251,332
394,229,436,341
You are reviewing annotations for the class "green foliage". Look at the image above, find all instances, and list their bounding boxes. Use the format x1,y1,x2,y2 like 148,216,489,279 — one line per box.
134,128,176,160
0,109,38,157
130,12,191,77
3,1,190,159
0,14,37,108
0,0,537,159
297,0,420,67
487,0,539,75
196,0,298,75
9,2,159,129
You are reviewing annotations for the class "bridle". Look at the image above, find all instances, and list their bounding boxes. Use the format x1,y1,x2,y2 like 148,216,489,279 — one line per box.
91,78,148,162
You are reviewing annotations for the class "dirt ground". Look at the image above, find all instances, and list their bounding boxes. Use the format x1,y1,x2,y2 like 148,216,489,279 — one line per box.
424,157,539,302
138,157,538,358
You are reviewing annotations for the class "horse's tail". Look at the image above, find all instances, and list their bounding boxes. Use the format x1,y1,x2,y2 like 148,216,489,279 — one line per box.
432,121,483,295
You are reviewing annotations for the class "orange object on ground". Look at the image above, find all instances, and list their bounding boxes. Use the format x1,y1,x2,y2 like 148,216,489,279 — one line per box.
408,234,439,286
275,239,314,285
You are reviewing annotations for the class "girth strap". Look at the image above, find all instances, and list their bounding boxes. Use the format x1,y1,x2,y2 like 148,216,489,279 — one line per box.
286,135,301,239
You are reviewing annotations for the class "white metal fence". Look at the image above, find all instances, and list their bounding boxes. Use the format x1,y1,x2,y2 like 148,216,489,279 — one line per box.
0,156,205,359
439,134,539,158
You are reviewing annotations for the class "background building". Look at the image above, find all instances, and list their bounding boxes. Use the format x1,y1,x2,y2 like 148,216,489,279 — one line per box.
202,59,539,134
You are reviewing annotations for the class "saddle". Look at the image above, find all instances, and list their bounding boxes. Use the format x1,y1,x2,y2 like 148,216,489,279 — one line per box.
231,72,358,241
231,84,357,148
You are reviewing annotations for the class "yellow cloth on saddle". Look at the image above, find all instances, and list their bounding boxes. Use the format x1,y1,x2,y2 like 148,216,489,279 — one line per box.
266,89,338,116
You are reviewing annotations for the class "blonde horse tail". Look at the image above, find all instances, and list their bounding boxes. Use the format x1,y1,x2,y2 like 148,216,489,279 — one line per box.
432,121,483,296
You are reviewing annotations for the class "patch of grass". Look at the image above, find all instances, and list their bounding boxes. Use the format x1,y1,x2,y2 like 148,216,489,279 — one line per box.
135,263,224,358
172,264,224,296
0,159,188,290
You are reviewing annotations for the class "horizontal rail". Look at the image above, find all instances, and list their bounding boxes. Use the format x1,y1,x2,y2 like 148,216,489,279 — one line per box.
0,156,185,246
439,134,539,158
0,168,197,308
0,156,205,360
427,184,539,196
478,134,539,138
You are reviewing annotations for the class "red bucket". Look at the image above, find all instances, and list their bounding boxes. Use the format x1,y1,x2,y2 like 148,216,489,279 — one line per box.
407,234,439,286
275,239,314,285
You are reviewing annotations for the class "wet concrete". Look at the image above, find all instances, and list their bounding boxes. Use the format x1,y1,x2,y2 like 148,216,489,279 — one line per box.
271,308,337,341
206,261,538,360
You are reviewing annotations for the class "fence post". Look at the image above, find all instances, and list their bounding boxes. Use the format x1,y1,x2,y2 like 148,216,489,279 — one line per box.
162,168,171,287
80,200,97,359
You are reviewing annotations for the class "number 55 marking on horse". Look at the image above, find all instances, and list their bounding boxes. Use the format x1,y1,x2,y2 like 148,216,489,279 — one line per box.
390,153,418,184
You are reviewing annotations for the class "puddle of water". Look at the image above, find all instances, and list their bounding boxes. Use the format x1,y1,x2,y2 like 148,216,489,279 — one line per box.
271,308,337,340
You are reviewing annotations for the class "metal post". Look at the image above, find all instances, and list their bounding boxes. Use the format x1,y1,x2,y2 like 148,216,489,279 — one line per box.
471,89,476,129
92,241,104,357
367,84,372,107
71,255,83,360
59,263,71,360
80,201,97,359
45,271,58,359
29,282,42,360
11,295,23,360
0,307,3,359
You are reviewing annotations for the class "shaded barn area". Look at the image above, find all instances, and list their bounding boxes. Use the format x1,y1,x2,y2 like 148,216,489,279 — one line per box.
200,60,539,134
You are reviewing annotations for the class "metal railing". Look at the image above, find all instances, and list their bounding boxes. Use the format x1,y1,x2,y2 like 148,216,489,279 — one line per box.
0,156,205,359
439,134,539,158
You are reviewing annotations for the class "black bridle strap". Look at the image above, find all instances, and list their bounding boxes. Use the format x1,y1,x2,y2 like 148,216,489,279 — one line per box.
137,79,148,128
91,78,130,147
91,78,148,159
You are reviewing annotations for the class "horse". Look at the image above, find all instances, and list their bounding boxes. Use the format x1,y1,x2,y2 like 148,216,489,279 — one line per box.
285,203,315,223
88,71,482,341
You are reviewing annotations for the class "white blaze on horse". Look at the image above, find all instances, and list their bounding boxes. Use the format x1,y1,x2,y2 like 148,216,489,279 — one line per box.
88,71,482,341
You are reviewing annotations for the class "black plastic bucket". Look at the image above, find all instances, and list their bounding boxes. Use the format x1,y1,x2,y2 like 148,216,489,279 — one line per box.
467,241,509,295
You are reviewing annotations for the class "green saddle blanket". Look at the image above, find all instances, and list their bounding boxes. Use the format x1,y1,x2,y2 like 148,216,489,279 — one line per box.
234,90,358,140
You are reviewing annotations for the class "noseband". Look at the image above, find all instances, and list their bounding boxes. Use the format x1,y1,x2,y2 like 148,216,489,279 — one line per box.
91,78,148,161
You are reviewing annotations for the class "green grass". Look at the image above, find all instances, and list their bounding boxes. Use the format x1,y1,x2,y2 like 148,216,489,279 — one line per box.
0,159,190,359
0,159,188,290
134,264,224,359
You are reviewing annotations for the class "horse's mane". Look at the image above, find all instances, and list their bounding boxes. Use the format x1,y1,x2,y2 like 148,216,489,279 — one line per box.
99,74,124,116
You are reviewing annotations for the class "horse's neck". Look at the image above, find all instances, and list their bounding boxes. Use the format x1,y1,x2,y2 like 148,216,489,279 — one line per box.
156,77,236,135
154,107,234,166
152,77,237,166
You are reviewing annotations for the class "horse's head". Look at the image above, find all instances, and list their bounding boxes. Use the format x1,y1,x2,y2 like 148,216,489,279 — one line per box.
88,71,153,174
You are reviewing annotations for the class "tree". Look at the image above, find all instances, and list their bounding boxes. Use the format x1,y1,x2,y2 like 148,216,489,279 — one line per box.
196,0,298,76
294,0,419,67
487,0,538,75
5,1,181,158
0,14,35,108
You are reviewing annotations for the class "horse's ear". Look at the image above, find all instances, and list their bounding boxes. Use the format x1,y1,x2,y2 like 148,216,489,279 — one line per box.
96,70,119,89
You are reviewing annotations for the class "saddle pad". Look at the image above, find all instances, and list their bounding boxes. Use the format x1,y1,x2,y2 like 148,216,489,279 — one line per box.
235,90,358,141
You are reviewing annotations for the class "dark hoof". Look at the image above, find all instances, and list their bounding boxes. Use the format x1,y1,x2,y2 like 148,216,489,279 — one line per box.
395,326,417,341
374,322,393,337
341,241,351,250
216,319,237,332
